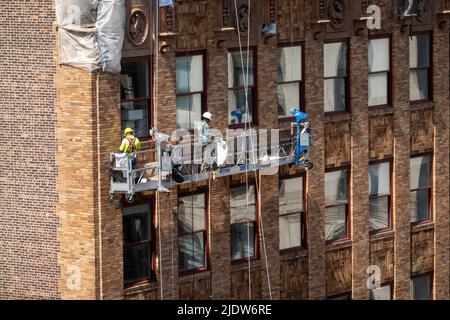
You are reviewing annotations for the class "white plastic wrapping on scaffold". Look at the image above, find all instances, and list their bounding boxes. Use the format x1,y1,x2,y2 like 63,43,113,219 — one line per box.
55,0,125,74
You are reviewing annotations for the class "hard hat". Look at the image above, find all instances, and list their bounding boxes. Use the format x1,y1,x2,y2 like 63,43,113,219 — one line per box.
202,112,212,120
124,127,133,136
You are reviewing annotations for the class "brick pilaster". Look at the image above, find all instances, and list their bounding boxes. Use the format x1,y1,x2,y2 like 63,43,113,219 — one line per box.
350,35,370,300
392,29,411,300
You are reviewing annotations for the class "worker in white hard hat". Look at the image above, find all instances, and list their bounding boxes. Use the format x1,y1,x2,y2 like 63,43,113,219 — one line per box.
198,112,212,148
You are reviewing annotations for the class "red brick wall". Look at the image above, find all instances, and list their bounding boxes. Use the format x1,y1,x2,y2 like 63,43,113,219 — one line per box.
0,0,59,299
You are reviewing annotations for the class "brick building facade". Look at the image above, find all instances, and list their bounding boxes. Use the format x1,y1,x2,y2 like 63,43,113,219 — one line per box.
0,0,449,300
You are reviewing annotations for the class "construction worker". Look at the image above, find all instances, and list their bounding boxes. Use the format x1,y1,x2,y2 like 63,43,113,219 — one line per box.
198,112,212,148
120,127,141,170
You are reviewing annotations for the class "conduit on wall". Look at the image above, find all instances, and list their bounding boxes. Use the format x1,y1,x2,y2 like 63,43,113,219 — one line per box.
56,0,125,74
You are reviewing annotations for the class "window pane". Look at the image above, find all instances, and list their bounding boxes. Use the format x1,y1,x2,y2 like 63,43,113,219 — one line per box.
324,78,346,112
178,193,205,233
279,177,303,214
411,275,431,300
228,89,253,124
410,155,431,189
230,185,256,224
228,51,254,88
324,42,347,77
278,46,302,82
123,213,150,244
325,205,347,241
278,83,300,117
178,232,205,271
279,213,301,250
370,285,391,300
231,222,255,260
124,244,150,282
410,189,430,223
176,94,202,130
410,35,430,68
121,61,149,100
123,204,151,243
368,38,390,72
410,69,429,101
325,169,348,206
121,100,149,138
368,73,388,106
369,162,390,196
369,196,390,231
176,55,203,94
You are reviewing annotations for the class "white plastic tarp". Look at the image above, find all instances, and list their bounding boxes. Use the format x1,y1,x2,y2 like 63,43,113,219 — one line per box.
56,0,125,74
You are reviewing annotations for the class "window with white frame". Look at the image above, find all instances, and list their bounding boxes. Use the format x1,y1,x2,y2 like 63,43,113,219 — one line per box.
368,37,390,106
277,45,302,117
176,54,204,130
324,41,348,112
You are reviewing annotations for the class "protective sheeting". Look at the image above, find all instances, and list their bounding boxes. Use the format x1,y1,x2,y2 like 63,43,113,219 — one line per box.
56,0,125,74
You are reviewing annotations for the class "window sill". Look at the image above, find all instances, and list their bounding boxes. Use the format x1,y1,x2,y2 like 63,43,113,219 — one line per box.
179,268,210,278
231,256,260,270
229,123,257,130
179,270,211,282
368,105,394,116
370,229,394,242
280,246,308,259
411,220,434,233
124,279,158,296
410,100,434,110
326,238,352,251
324,111,352,123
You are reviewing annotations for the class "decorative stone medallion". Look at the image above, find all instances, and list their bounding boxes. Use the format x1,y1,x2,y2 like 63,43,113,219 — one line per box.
128,9,149,46
329,0,346,29
237,4,249,33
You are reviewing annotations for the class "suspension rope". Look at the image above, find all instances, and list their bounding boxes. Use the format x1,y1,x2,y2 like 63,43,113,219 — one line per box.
155,0,164,301
232,0,273,300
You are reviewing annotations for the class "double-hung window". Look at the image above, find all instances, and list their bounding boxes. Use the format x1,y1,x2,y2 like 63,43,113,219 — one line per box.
325,168,349,242
410,34,431,101
279,176,305,250
178,193,207,272
228,50,255,125
120,59,151,138
410,154,432,223
277,45,303,117
176,54,205,130
123,203,153,284
368,37,390,106
230,185,257,261
410,274,432,300
324,41,348,112
369,161,391,232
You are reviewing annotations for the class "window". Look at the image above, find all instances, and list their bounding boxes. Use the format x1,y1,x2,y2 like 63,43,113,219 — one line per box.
279,176,305,250
410,34,431,101
228,50,255,125
369,161,391,232
410,274,432,300
121,59,151,138
123,203,152,284
369,283,392,300
324,41,348,112
368,37,390,106
178,193,207,272
325,168,349,242
277,45,303,117
176,54,205,130
410,154,431,223
230,185,257,260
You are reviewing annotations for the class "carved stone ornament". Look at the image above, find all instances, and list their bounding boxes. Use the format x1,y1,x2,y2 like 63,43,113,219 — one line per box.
329,0,346,29
128,9,149,46
237,4,249,33
415,0,428,22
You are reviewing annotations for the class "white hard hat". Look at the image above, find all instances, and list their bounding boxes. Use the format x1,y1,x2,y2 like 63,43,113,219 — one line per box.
202,112,212,120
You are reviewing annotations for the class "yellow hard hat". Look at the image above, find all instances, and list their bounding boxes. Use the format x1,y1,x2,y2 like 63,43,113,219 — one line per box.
124,127,133,136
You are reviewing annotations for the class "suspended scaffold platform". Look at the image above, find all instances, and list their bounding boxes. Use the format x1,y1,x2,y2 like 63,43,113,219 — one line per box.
109,109,312,202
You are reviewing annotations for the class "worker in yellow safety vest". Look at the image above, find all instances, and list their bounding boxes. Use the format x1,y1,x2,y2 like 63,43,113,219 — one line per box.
120,127,141,169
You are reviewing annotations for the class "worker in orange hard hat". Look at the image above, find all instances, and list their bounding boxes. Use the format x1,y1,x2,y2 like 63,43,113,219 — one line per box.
120,127,141,170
